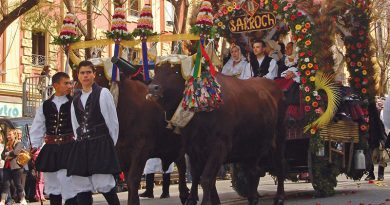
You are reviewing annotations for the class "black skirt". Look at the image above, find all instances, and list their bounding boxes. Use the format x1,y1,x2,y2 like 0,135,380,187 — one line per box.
35,142,74,172
66,135,121,177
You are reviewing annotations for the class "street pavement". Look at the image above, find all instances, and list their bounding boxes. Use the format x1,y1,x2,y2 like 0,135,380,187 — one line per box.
31,169,390,205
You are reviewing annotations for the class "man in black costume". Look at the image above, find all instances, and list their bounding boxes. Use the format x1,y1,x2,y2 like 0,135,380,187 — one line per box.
247,40,278,79
30,72,78,205
67,60,121,205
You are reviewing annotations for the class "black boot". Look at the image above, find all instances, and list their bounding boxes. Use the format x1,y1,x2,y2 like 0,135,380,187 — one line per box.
378,166,385,181
64,196,78,205
76,192,93,205
139,174,154,198
49,194,62,205
103,188,120,205
365,163,375,181
160,173,170,199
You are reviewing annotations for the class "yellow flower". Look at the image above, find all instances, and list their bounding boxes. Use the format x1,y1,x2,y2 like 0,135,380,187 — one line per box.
232,2,237,7
357,61,362,67
305,96,311,102
308,63,313,68
310,76,316,81
310,128,317,134
295,24,302,30
218,22,223,27
227,6,234,12
362,70,367,75
301,64,307,70
305,40,312,46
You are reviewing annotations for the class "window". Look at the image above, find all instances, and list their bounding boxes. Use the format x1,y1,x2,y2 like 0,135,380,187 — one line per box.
128,0,140,16
31,32,47,67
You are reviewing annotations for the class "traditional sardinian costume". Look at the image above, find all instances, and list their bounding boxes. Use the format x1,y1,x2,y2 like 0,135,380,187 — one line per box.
247,53,278,80
30,94,78,202
67,83,120,202
67,83,120,176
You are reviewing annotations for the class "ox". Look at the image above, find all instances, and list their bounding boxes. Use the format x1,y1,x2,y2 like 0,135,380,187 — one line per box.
76,58,190,205
148,62,287,205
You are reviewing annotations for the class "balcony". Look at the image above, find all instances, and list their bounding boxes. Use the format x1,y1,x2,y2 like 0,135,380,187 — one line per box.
31,54,49,67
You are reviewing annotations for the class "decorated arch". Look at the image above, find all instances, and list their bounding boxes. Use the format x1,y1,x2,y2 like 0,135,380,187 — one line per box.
210,0,339,139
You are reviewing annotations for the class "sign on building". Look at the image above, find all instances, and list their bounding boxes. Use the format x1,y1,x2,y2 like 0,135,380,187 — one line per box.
0,102,22,118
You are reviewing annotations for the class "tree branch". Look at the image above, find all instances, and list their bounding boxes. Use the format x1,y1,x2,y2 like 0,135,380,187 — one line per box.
0,0,40,36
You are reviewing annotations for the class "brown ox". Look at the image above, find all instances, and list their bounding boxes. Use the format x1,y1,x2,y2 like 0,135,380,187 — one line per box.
75,59,190,205
149,63,286,205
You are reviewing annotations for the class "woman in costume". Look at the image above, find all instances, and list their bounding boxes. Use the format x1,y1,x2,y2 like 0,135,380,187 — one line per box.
222,44,251,80
0,129,27,205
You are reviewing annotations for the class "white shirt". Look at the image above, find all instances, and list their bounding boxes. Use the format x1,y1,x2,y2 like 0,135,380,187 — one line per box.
222,59,251,80
383,97,390,133
246,55,278,80
70,87,119,145
30,95,70,148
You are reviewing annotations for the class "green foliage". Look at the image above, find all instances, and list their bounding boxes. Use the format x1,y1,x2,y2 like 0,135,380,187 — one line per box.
189,24,217,38
104,30,133,40
311,155,339,197
132,29,157,38
53,35,81,46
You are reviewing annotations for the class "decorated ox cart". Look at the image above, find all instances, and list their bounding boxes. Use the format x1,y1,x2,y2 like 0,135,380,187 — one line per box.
57,0,375,204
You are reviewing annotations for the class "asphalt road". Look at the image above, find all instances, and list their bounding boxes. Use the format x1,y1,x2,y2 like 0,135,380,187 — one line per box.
31,168,390,205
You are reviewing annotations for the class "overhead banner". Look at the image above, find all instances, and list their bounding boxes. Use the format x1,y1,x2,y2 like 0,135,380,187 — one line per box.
229,12,276,33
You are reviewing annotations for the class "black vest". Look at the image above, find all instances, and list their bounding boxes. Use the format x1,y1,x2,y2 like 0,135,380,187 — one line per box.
250,54,273,77
43,95,73,136
73,83,110,140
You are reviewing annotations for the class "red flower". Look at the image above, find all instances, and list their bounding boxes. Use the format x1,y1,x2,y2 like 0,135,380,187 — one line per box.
299,52,305,57
314,64,319,70
351,54,356,59
359,30,364,35
308,51,313,56
273,4,279,10
290,15,296,21
301,78,307,84
304,106,311,112
351,45,356,49
354,77,360,82
297,11,302,16
357,42,362,48
312,101,319,107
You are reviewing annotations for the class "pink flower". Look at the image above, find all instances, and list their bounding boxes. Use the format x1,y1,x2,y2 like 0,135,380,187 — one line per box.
313,0,322,5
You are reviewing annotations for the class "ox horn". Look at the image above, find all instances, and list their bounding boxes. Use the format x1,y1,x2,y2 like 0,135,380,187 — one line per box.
111,57,139,76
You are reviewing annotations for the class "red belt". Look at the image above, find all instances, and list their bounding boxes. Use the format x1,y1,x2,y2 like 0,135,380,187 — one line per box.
44,135,75,145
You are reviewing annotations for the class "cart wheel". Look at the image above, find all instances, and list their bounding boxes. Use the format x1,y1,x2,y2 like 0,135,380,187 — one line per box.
308,148,338,197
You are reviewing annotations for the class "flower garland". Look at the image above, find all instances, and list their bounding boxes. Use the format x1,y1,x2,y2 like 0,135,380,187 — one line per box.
214,0,321,137
343,0,371,147
105,3,133,40
189,0,217,38
132,4,157,38
53,13,81,46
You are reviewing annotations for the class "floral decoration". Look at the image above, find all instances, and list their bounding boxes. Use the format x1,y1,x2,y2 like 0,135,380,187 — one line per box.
105,3,133,40
132,4,157,38
214,0,321,138
53,13,81,46
342,0,371,146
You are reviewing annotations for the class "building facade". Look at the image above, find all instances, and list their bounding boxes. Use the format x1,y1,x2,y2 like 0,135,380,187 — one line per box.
0,0,175,117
